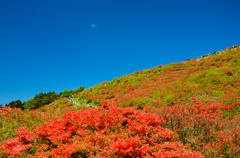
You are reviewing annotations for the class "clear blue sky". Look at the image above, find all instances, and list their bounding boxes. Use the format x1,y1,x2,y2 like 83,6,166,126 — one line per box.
0,0,240,105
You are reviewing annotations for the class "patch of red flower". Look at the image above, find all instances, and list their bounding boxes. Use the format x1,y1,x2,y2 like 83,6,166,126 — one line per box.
151,98,240,157
1,100,203,157
220,103,238,110
1,127,34,156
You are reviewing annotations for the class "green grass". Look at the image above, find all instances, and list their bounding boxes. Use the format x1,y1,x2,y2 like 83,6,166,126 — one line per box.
72,98,100,107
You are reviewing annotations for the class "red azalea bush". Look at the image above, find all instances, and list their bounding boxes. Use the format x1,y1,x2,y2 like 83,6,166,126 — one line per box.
1,127,34,156
1,126,36,156
0,107,49,144
1,138,32,156
150,97,240,157
0,98,88,143
1,100,203,157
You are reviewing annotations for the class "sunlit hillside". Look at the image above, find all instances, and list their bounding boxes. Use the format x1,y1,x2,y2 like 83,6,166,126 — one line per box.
1,45,239,157
75,45,240,113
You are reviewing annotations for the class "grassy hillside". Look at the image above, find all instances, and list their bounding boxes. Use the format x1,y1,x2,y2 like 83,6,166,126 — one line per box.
75,46,240,113
0,45,239,157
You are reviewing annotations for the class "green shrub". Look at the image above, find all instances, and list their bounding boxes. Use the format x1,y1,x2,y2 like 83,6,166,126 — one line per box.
213,91,225,97
163,95,174,104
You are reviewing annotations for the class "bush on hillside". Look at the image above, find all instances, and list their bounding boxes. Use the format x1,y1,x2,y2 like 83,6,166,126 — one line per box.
1,100,203,158
150,97,240,157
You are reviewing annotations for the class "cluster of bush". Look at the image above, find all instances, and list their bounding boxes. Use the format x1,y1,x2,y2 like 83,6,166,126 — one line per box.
150,97,240,157
0,100,204,157
3,86,84,110
1,98,239,157
188,45,238,61
0,98,87,147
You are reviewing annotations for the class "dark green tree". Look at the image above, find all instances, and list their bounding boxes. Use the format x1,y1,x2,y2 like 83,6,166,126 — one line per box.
24,91,58,110
5,100,25,110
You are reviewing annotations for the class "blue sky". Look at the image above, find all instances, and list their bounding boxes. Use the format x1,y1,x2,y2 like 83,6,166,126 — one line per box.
0,0,240,105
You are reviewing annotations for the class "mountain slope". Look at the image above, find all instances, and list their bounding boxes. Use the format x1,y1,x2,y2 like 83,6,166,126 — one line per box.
1,45,240,157
75,45,240,113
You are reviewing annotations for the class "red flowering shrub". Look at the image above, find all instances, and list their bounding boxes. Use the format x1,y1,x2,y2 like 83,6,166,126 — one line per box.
150,98,240,157
224,69,235,76
1,126,35,156
0,107,48,145
16,126,35,143
1,138,32,156
220,103,238,110
1,100,203,157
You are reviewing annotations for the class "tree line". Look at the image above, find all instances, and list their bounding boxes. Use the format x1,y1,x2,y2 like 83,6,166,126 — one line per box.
2,86,84,110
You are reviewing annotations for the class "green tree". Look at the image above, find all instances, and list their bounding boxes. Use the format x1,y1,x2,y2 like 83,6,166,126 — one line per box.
60,89,71,98
24,91,58,110
5,100,25,110
72,86,85,94
46,91,59,102
58,86,85,98
24,98,34,110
